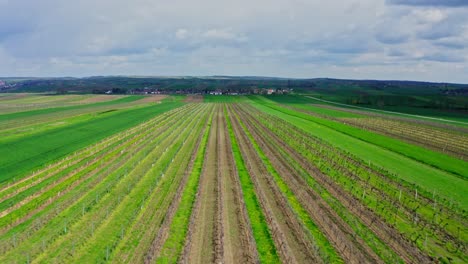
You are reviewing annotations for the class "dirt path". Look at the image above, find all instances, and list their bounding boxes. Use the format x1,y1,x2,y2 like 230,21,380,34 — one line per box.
217,105,253,263
214,107,225,263
184,105,219,264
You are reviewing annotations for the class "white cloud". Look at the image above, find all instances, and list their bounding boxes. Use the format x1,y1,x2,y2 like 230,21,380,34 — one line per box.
412,8,447,23
175,29,189,40
200,28,248,44
202,29,235,40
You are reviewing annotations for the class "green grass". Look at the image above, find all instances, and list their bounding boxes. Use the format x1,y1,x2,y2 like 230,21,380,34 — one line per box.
248,97,468,211
225,106,280,264
257,98,467,179
0,100,183,183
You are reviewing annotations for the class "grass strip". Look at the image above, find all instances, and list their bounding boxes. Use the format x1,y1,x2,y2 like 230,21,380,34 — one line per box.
257,97,467,179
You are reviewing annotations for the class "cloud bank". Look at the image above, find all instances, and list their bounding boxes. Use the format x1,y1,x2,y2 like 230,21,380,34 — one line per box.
0,0,467,82
387,0,468,7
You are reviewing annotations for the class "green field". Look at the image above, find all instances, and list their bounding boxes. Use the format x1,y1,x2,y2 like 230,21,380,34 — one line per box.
0,93,466,263
0,96,181,182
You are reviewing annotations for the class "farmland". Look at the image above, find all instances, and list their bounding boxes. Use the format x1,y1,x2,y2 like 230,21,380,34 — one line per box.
0,93,466,263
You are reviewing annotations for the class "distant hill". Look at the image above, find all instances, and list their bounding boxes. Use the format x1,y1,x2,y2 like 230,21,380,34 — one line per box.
1,76,467,110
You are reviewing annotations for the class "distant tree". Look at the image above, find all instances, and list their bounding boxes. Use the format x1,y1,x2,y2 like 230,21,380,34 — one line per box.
56,88,67,94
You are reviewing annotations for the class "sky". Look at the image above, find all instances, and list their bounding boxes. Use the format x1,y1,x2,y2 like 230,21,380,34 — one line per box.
0,0,467,83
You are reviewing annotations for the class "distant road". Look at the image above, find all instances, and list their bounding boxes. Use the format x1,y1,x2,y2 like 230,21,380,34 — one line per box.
304,95,468,125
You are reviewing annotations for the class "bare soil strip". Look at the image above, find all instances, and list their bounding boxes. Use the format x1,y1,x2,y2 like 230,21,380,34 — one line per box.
136,95,167,103
182,106,219,263
214,107,225,263
74,95,125,104
184,95,204,103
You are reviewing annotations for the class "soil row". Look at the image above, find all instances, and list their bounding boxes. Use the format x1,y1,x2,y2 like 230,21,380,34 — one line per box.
180,106,219,263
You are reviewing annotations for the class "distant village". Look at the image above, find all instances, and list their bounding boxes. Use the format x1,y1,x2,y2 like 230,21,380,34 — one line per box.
0,80,17,90
207,88,291,96
0,78,292,95
126,87,292,96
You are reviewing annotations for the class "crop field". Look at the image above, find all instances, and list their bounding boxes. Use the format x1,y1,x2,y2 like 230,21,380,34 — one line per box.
0,94,133,114
0,94,466,263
